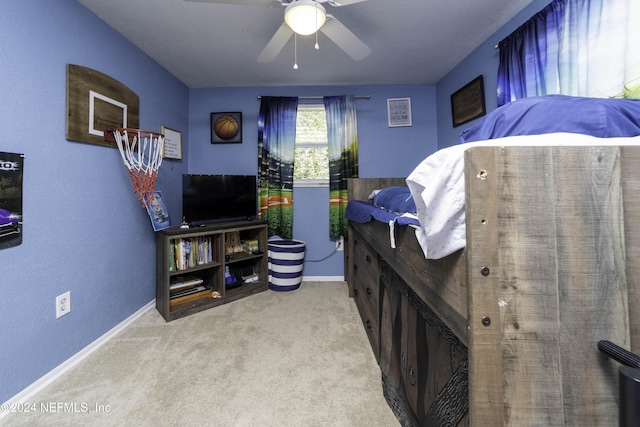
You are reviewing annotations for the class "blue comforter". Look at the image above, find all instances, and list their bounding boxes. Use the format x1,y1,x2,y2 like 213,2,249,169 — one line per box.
459,95,640,143
345,200,419,227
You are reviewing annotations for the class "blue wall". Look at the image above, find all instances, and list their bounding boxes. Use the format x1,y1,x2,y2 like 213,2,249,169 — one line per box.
435,0,551,148
1,0,547,407
188,85,437,276
0,0,188,404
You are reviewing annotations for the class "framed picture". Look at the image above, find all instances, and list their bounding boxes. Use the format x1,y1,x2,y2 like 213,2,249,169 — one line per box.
145,191,171,231
387,98,412,127
451,75,486,127
211,112,242,144
161,126,182,160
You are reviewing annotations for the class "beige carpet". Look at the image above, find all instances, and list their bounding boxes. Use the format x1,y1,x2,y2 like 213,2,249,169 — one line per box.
4,282,399,427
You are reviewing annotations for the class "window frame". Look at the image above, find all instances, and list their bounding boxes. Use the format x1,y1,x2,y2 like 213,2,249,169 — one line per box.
293,103,329,188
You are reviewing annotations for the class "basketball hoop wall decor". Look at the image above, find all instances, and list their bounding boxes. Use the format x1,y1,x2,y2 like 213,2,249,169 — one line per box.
66,64,139,148
113,128,164,207
211,112,242,144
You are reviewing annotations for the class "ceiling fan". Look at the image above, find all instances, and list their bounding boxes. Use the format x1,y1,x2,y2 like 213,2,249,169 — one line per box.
186,0,371,64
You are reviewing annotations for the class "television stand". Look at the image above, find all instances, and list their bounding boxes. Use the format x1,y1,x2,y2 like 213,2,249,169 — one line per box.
155,220,268,321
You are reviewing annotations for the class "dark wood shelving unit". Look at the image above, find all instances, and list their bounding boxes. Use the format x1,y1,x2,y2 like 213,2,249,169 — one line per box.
155,220,268,321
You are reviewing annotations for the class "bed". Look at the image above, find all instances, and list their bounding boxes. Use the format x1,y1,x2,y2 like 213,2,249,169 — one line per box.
345,95,640,426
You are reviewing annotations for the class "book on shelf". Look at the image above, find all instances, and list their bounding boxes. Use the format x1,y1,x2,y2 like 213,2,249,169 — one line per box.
170,283,206,298
169,285,211,306
171,235,216,271
169,239,175,272
170,276,204,292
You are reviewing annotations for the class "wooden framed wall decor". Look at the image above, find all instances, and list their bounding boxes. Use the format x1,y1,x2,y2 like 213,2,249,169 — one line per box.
66,64,140,147
161,126,182,160
211,112,242,144
450,75,486,127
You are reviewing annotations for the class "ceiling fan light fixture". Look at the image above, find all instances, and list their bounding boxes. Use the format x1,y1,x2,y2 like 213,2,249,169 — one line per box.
285,0,326,36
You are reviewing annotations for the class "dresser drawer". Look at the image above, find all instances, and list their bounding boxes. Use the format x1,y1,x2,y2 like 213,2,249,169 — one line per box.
354,280,379,321
353,235,380,309
354,278,380,361
352,234,381,362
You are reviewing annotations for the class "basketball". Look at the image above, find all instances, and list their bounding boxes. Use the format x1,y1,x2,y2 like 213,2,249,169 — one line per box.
214,115,239,140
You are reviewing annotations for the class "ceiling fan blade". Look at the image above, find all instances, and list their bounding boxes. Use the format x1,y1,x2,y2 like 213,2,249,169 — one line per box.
184,0,281,6
258,22,294,63
320,15,371,61
326,0,369,6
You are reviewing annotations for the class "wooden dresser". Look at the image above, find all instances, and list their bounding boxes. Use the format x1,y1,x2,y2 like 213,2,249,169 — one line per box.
347,220,469,426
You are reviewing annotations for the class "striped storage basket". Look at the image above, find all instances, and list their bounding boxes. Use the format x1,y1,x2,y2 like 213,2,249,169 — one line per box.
268,239,305,291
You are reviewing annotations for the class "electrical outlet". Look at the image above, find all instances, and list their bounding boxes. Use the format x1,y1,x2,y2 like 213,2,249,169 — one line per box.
336,237,344,252
56,291,71,319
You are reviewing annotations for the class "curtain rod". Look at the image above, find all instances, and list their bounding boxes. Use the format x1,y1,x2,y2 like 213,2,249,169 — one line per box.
257,95,370,100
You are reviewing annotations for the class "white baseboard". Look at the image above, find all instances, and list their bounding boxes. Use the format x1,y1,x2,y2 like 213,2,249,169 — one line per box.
302,276,345,282
0,300,155,421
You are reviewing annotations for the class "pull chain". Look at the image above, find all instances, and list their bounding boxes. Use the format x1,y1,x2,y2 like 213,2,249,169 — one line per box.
315,2,320,50
293,33,298,69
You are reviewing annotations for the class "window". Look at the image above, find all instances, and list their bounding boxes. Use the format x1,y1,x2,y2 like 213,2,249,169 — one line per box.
294,104,329,187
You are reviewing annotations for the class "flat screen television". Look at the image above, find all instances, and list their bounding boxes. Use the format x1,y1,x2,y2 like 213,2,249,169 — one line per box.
182,174,257,225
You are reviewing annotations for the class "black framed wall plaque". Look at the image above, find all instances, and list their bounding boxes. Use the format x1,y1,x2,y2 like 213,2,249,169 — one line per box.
451,75,486,127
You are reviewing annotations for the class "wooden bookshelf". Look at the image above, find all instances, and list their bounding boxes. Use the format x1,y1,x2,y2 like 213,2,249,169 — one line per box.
156,220,268,321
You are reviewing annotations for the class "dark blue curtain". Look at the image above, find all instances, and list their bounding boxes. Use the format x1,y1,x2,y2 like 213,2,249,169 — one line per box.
497,1,563,106
497,0,640,106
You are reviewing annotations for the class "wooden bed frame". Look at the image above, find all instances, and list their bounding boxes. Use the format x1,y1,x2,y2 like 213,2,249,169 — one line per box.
346,145,640,426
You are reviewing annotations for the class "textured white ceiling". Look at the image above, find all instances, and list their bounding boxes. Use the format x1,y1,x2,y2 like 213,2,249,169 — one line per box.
76,0,535,88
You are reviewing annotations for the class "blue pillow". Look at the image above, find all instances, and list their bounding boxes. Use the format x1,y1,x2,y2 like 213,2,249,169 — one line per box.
459,95,640,143
371,187,416,214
